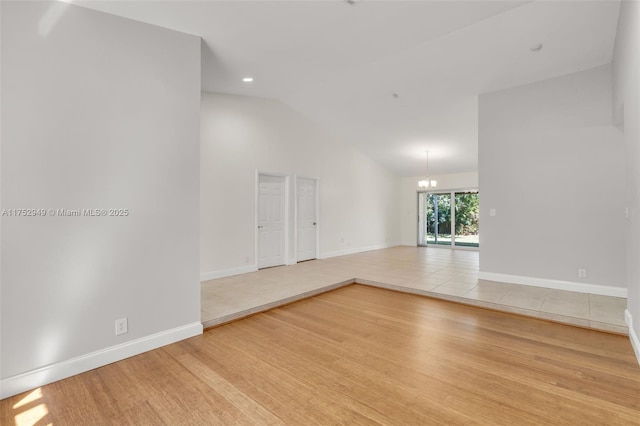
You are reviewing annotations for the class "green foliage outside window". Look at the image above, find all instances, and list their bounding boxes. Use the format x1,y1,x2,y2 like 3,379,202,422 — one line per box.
426,192,478,236
454,193,479,235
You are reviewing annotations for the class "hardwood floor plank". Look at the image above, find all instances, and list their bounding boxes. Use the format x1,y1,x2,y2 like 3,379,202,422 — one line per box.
2,284,639,425
169,350,284,425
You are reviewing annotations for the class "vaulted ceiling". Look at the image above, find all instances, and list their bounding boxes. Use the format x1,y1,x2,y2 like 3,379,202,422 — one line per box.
75,0,621,176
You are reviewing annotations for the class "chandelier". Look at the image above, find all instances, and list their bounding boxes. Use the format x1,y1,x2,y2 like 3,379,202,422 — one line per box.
418,150,437,189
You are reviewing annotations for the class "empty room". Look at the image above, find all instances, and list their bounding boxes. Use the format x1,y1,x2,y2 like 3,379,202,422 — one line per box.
2,0,640,424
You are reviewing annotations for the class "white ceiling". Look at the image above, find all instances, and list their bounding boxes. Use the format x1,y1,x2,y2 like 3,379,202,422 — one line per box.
74,0,620,176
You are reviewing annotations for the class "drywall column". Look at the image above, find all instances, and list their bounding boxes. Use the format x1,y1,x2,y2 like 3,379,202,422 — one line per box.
612,0,640,361
478,65,626,295
1,1,201,397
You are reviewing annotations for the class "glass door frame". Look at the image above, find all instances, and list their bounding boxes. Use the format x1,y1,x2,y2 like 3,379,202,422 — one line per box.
417,188,479,251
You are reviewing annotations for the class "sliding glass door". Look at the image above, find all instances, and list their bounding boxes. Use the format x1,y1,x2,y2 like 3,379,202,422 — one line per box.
454,191,479,247
426,192,452,245
418,190,479,248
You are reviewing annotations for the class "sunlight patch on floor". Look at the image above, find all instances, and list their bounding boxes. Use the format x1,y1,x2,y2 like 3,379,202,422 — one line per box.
12,388,51,426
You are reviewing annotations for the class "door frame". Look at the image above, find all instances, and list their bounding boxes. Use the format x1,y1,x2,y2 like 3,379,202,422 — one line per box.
255,171,291,268
294,175,320,263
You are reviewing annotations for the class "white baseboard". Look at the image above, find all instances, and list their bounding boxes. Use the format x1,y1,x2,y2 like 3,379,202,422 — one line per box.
320,242,401,259
201,264,258,282
401,241,418,246
0,322,202,399
625,309,640,366
478,271,627,298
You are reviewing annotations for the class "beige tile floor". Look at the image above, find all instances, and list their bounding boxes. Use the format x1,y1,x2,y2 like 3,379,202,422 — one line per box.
201,246,628,334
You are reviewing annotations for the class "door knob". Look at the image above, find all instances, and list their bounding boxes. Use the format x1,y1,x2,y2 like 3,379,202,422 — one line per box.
313,222,317,225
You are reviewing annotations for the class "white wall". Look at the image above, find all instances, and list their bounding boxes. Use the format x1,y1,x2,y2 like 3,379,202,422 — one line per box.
612,0,640,361
400,172,478,245
201,92,401,277
478,65,626,296
1,2,201,397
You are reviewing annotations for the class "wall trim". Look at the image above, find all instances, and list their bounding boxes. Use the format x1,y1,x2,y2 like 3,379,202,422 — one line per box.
625,309,640,366
320,242,401,259
478,271,627,298
0,322,203,399
201,264,258,282
401,241,418,247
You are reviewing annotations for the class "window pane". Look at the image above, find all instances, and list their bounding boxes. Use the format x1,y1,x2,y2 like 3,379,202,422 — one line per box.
454,192,479,247
426,193,452,246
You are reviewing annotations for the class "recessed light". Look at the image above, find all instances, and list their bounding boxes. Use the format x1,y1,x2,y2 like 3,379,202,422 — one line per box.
530,43,543,52
392,93,399,99
242,77,254,82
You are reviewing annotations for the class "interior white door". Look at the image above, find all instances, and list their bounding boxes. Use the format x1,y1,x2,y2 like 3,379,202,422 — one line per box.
258,175,286,269
296,177,317,262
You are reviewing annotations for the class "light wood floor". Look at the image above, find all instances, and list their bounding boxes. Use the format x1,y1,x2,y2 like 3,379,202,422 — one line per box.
3,285,639,425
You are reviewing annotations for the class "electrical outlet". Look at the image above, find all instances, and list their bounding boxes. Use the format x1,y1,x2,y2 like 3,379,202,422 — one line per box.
115,317,128,335
577,268,587,279
489,209,496,217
